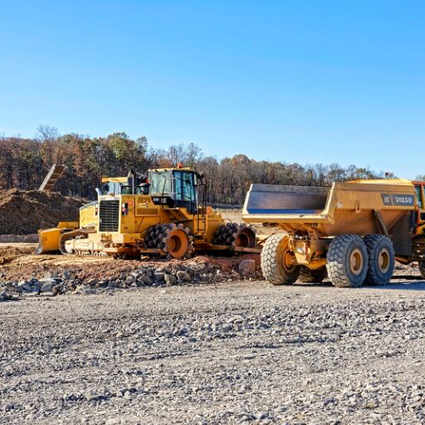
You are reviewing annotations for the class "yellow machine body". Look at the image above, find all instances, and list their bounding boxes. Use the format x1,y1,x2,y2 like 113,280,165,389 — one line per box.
243,179,425,267
37,167,258,258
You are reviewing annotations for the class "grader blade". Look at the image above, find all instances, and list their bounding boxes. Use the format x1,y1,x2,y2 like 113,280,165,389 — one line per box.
35,228,63,254
35,222,79,254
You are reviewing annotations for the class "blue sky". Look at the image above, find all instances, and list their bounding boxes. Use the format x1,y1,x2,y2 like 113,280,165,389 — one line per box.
0,1,424,177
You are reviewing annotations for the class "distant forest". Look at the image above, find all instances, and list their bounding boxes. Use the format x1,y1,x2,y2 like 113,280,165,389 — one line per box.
1,126,397,205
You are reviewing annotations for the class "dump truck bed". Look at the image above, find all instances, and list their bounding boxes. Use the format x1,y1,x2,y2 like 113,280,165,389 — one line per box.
243,180,417,240
243,184,330,222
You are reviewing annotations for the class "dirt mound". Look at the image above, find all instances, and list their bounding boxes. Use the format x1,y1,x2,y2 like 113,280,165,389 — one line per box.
0,189,83,235
0,244,36,265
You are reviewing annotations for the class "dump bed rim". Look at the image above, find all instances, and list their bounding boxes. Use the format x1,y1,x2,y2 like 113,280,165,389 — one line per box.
242,213,331,224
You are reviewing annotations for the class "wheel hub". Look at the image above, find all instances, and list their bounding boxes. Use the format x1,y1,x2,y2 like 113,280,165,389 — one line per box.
378,248,390,273
166,230,189,259
350,248,364,275
283,249,296,272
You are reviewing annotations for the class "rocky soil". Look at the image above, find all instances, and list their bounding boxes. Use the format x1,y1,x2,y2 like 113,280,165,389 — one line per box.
0,253,260,299
0,189,82,235
1,272,425,424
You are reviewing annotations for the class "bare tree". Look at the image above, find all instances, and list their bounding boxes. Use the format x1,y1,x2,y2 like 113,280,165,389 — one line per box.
35,125,60,142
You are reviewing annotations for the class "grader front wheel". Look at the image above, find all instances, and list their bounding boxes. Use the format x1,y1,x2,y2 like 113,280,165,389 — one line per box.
261,233,300,285
145,223,193,259
163,229,192,259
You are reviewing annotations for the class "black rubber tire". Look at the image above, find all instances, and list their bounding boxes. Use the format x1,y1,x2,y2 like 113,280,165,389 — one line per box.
326,234,368,288
261,233,300,285
213,223,255,248
299,266,328,283
363,235,395,286
419,261,425,279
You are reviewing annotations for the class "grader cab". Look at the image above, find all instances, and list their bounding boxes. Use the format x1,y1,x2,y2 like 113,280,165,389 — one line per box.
37,167,257,259
243,179,425,288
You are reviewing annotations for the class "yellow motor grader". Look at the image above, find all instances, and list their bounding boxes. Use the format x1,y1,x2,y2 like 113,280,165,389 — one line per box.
36,167,257,259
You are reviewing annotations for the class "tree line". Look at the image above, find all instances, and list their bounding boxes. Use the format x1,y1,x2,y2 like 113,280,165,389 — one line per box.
0,126,394,205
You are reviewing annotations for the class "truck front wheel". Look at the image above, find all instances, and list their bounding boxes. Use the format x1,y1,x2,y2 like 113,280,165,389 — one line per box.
364,235,395,285
327,235,368,288
261,233,300,285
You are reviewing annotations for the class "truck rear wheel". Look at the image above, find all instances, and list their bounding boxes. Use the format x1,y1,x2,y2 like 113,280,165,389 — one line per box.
261,233,300,285
299,266,327,283
364,235,395,285
327,235,368,288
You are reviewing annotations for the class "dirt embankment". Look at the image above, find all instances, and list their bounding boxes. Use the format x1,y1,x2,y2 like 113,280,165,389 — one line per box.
0,189,83,235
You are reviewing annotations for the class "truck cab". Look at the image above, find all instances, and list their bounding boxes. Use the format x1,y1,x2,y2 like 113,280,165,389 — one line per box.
413,181,425,235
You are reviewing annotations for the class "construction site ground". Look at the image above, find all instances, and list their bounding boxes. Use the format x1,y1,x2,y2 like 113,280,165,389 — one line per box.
2,274,425,424
2,210,425,424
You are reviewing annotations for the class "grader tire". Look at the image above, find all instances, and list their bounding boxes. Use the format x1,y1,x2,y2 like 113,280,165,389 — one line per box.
363,235,395,286
213,223,256,249
146,223,194,259
299,266,327,283
261,233,300,285
326,234,368,288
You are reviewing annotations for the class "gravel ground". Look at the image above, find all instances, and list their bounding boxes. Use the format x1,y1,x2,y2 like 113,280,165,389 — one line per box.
1,277,425,425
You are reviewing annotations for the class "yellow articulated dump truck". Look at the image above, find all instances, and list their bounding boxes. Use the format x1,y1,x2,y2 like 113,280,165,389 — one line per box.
243,179,425,288
37,167,257,259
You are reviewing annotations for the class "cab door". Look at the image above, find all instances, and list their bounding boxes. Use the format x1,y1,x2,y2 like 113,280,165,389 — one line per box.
174,171,197,214
414,183,425,235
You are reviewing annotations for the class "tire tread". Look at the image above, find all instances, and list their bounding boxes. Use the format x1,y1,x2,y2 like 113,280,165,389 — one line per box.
326,234,367,288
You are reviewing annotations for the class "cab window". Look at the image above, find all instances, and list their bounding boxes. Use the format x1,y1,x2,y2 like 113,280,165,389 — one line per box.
150,171,172,195
174,171,196,203
121,186,133,195
102,182,121,195
415,185,423,209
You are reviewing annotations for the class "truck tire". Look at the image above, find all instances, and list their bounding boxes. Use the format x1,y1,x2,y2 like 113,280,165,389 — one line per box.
363,235,395,285
299,266,327,283
419,261,425,279
261,233,300,285
326,234,368,288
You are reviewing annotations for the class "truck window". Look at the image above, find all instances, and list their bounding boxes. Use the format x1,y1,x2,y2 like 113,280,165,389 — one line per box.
415,185,423,208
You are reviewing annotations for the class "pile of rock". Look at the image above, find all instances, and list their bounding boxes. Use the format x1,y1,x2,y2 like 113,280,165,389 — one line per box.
1,257,260,299
0,289,13,302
